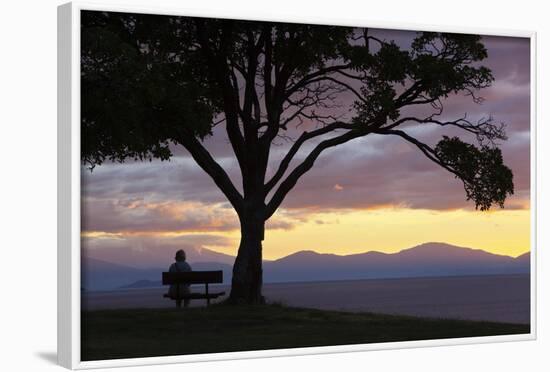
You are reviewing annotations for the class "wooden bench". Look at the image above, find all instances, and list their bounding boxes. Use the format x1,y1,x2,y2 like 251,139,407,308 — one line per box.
162,270,225,307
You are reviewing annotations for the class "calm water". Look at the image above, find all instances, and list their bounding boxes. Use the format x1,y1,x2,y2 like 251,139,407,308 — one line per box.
82,274,530,324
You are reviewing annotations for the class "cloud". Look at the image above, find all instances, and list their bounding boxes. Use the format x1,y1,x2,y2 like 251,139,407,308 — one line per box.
82,195,308,236
81,31,530,233
264,125,529,212
82,198,240,234
82,234,237,268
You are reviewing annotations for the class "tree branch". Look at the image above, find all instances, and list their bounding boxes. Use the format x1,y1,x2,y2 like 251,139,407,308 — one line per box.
265,126,369,219
305,76,368,104
178,133,244,215
195,20,247,171
265,121,356,192
382,114,506,145
373,128,462,178
284,63,353,99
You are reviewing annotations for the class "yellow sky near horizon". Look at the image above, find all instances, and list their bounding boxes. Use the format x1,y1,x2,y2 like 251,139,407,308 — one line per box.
197,207,531,260
82,203,531,261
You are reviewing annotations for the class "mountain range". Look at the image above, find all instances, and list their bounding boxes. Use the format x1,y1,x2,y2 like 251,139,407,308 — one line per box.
81,242,530,291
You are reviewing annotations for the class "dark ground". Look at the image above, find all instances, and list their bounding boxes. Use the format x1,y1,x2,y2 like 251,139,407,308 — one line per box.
81,303,530,361
83,274,530,324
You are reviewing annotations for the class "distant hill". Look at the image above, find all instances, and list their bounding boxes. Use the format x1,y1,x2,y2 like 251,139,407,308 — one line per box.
81,257,163,291
262,242,530,283
82,257,232,291
514,251,531,264
185,248,235,265
82,242,530,291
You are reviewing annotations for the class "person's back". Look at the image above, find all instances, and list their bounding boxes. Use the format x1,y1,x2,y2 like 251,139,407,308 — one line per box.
168,250,193,307
169,260,192,274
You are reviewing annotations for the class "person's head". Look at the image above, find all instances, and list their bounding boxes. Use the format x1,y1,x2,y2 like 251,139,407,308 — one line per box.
175,249,186,262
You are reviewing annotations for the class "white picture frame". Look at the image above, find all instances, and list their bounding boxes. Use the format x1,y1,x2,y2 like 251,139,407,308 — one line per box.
57,1,537,369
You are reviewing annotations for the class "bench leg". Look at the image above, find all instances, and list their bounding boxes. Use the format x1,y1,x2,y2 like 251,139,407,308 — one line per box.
176,299,182,308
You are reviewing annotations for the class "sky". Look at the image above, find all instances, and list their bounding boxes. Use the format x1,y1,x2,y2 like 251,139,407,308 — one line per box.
81,27,531,267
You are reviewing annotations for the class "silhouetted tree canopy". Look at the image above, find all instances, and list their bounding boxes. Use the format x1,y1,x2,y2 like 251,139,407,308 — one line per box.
81,11,514,302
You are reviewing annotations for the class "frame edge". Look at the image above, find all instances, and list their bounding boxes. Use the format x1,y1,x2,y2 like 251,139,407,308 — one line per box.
67,2,537,369
58,2,75,369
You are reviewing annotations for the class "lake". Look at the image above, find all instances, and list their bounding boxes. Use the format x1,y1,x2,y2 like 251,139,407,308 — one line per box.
82,274,530,324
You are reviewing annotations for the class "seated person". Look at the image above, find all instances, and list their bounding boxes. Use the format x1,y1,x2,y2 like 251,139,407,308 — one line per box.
168,249,193,307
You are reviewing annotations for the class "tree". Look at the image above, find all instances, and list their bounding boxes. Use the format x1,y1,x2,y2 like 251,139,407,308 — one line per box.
81,11,514,304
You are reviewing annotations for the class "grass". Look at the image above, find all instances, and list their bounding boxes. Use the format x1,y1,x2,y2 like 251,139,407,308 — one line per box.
81,303,530,361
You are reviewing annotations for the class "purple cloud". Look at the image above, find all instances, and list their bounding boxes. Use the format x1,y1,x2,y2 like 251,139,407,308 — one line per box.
81,30,530,234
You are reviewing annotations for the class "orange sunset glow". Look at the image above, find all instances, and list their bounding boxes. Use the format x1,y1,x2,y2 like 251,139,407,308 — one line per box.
81,32,531,269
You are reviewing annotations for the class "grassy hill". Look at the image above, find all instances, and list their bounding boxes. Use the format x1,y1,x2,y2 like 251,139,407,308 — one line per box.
82,303,529,361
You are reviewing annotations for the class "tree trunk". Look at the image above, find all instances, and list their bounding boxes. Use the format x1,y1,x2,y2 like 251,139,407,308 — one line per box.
228,214,265,304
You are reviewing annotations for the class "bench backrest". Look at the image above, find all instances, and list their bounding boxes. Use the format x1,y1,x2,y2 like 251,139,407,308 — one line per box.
162,270,223,285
